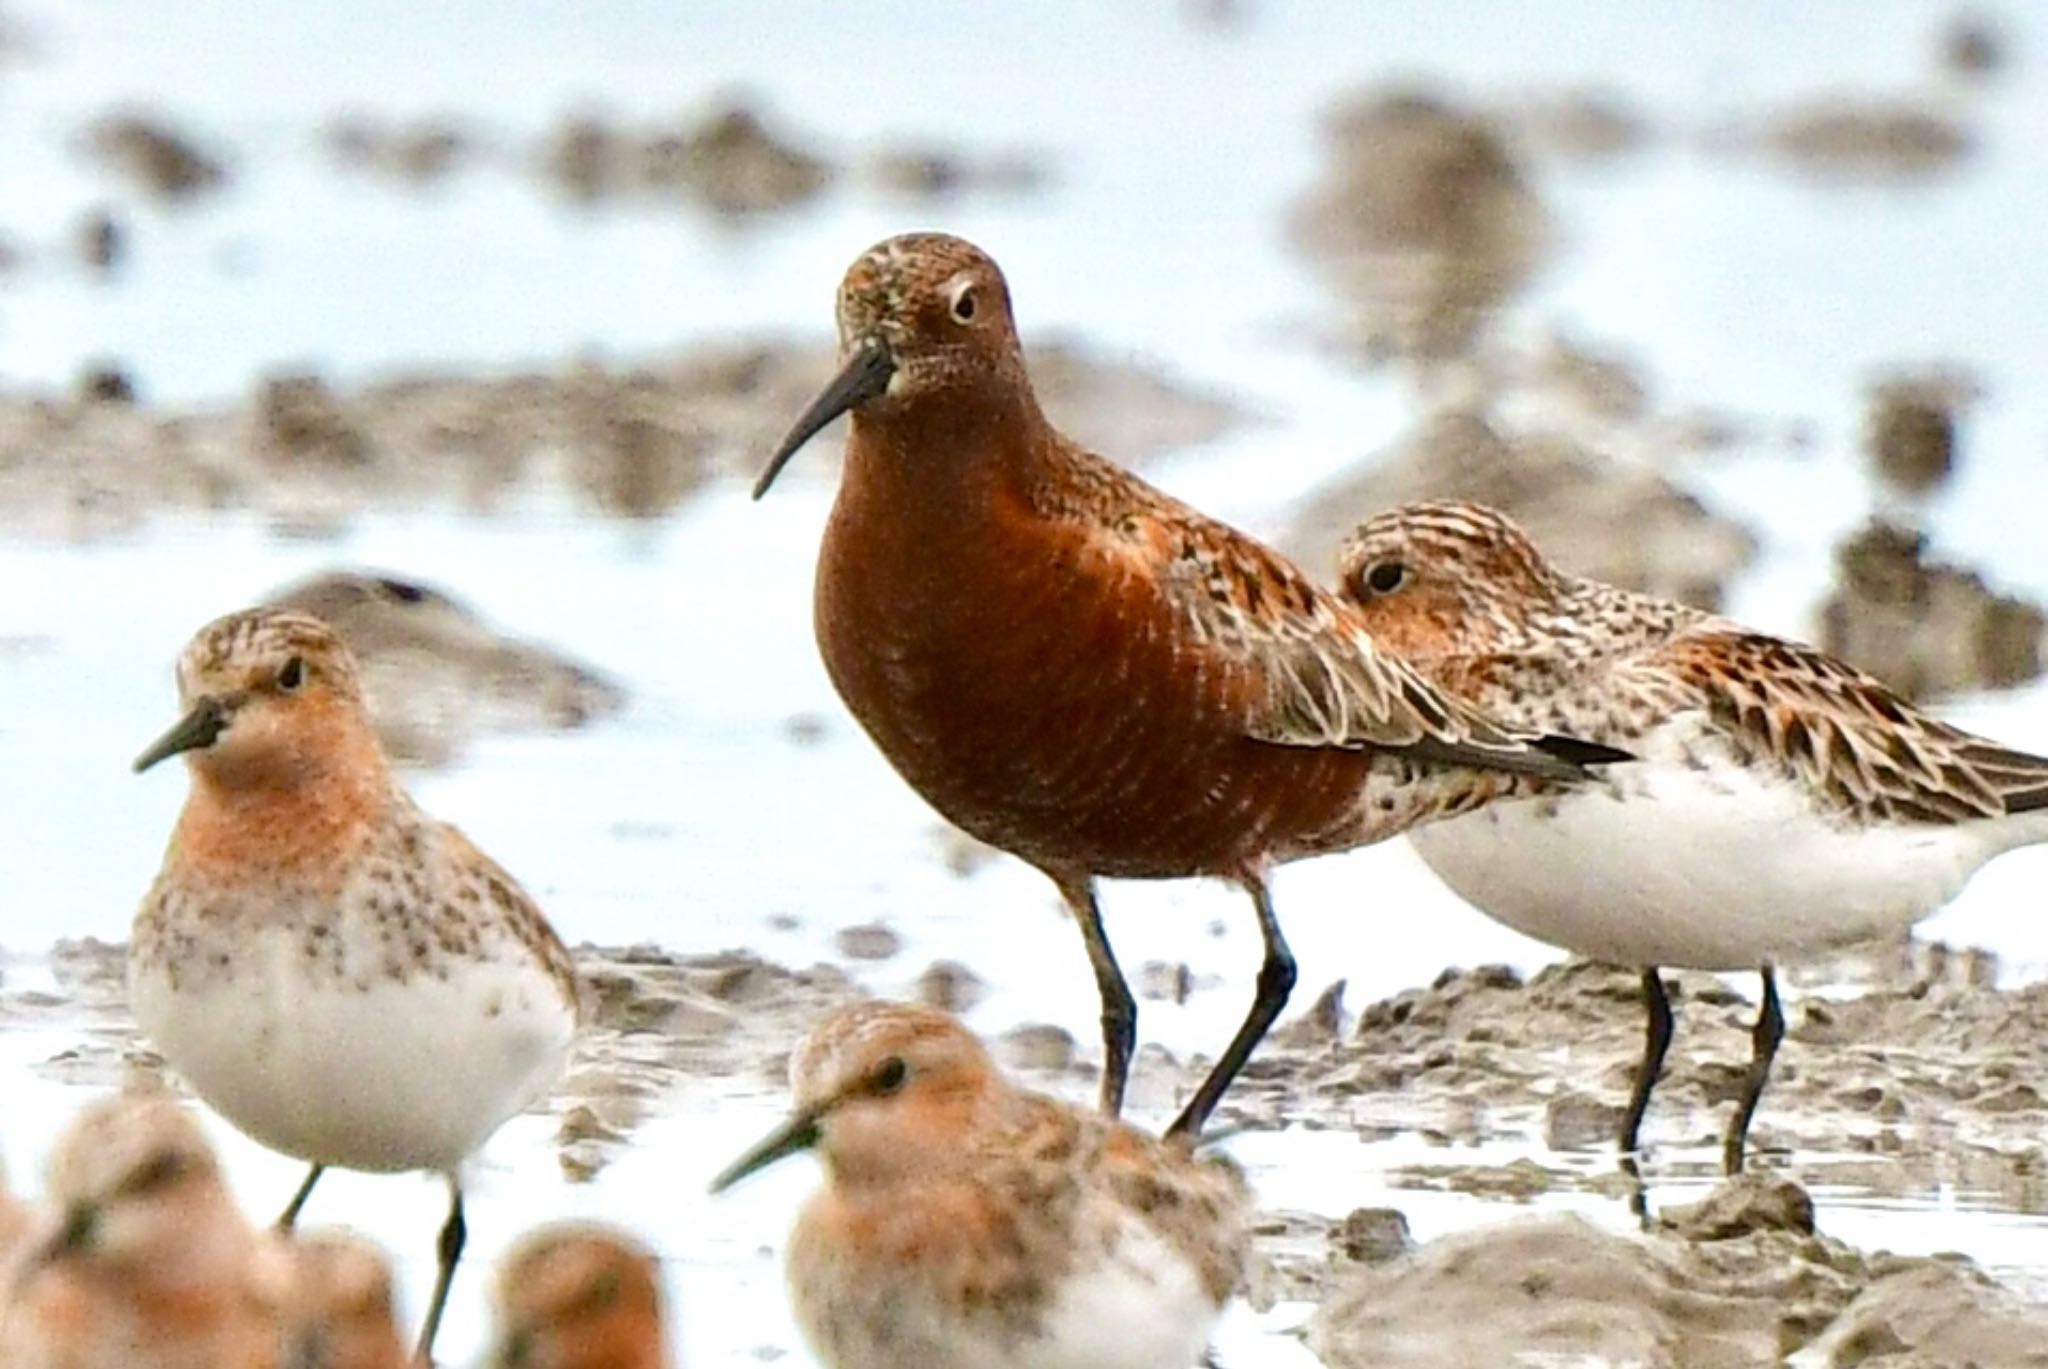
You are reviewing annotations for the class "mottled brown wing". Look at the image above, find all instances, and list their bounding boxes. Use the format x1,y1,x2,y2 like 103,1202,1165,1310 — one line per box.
1654,629,2048,822
1150,517,1601,779
436,818,588,1021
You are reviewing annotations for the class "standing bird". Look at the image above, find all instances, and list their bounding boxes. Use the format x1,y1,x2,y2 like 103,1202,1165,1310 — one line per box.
3,1093,280,1369
1337,499,2048,1172
752,232,1624,1137
490,1224,668,1369
130,607,583,1362
711,999,1250,1369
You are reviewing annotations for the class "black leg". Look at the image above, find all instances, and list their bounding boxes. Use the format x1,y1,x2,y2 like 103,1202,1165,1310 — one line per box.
1619,969,1673,1226
1723,965,1784,1175
1620,969,1674,1158
1168,873,1295,1141
1053,872,1137,1118
275,1163,325,1232
413,1182,466,1365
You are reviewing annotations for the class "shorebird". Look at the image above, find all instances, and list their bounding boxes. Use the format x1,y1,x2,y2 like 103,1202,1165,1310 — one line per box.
490,1223,667,1369
3,1093,280,1369
130,607,582,1362
751,232,1624,1137
277,1230,410,1369
711,999,1250,1369
1337,499,2048,1172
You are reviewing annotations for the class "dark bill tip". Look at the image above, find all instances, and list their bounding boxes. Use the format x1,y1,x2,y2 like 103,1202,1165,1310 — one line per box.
708,1107,822,1194
751,337,895,501
132,697,230,773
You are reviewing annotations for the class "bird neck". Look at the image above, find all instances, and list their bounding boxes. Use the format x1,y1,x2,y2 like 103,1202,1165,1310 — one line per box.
841,382,1050,528
170,725,393,884
817,1089,1000,1192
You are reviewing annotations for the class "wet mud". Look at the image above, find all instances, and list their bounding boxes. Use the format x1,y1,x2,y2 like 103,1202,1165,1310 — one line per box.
1227,950,2048,1208
1747,100,1975,182
0,339,1240,539
1292,90,1549,364
1818,520,2046,698
13,934,2048,1362
83,112,229,201
1284,408,1758,612
1310,1172,2048,1368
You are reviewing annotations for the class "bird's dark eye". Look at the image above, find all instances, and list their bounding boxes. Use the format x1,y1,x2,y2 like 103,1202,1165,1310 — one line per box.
376,577,428,605
118,1150,189,1198
277,656,306,692
1365,561,1407,595
871,1056,909,1095
950,288,977,324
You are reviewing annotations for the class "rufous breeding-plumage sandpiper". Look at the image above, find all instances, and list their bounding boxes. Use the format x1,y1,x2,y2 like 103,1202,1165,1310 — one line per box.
129,607,583,1362
712,999,1250,1369
752,232,1628,1138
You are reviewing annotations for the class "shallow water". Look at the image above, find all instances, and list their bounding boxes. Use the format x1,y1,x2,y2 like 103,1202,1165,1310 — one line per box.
4,2,2048,1364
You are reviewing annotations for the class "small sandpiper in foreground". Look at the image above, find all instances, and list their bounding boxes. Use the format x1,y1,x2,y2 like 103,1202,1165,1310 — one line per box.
129,608,583,1362
490,1223,669,1369
4,1093,277,1369
713,1000,1250,1369
753,232,1626,1138
1339,499,2048,1175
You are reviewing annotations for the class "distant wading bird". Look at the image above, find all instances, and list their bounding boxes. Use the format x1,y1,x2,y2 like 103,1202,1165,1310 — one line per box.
4,1094,278,1369
1338,499,2048,1173
490,1224,668,1369
752,232,1627,1137
130,608,582,1363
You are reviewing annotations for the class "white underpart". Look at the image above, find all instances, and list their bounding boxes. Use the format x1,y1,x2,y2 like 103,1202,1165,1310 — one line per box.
1019,1215,1219,1369
1410,720,2048,971
131,924,573,1174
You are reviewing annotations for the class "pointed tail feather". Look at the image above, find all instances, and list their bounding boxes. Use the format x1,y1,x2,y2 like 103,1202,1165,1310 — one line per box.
1406,732,1634,782
1533,734,1637,769
1958,740,2048,815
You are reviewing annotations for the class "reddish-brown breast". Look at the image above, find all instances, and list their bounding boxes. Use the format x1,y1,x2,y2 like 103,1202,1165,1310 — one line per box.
815,422,1386,881
765,237,1581,896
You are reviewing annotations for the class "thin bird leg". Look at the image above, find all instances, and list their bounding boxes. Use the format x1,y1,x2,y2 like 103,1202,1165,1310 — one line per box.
1168,872,1296,1141
1619,969,1674,1226
1722,965,1784,1175
275,1162,325,1232
1619,970,1674,1158
1053,872,1138,1118
413,1181,467,1365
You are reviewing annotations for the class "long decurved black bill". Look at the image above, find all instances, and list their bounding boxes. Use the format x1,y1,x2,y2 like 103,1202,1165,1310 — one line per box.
708,1105,823,1193
751,338,895,500
132,697,229,773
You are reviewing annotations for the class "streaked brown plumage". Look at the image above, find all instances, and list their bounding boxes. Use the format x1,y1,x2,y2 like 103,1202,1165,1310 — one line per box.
1337,498,2048,1178
754,232,1623,1136
711,1000,1250,1369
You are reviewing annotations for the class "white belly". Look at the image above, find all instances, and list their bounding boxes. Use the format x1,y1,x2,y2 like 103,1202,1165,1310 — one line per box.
1016,1217,1220,1369
1410,756,2035,971
130,926,574,1173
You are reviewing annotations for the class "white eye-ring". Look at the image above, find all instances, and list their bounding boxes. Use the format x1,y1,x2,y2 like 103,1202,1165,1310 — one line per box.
948,281,979,325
